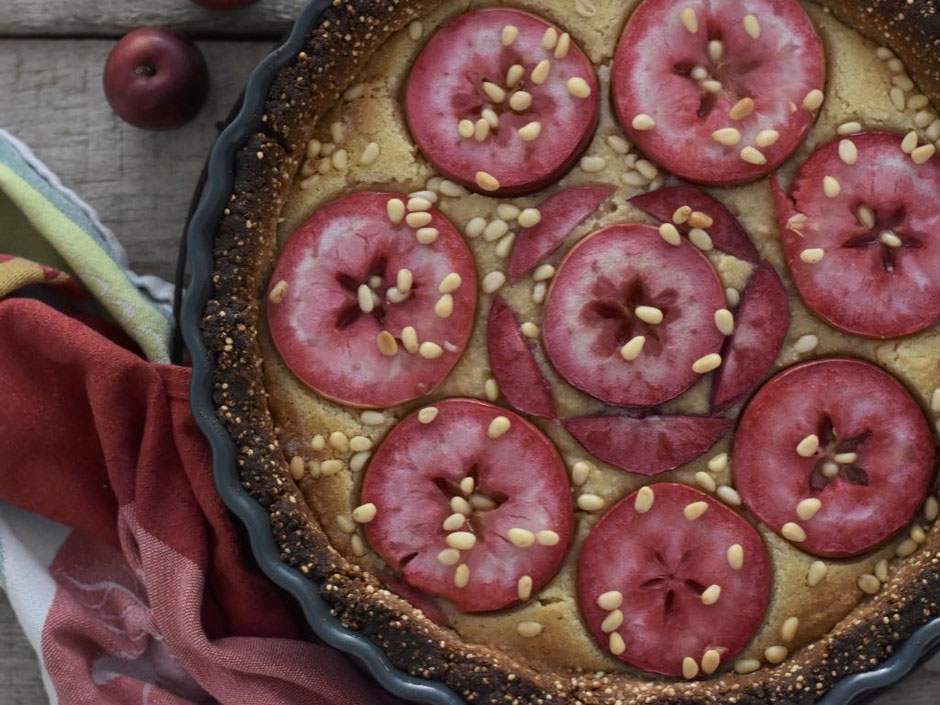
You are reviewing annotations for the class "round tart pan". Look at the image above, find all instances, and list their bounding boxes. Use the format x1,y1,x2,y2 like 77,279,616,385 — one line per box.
178,0,940,702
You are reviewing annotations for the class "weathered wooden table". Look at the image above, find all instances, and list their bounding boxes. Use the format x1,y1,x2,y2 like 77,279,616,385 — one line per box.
0,1,937,702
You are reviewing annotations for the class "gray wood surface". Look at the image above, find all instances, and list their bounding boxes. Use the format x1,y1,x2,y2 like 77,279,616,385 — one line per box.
0,4,937,704
0,0,304,39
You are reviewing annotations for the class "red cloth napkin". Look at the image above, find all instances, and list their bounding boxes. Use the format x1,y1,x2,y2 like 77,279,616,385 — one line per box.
0,296,403,704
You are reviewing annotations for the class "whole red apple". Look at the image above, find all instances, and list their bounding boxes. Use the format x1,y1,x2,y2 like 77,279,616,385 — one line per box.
190,0,260,8
103,28,209,130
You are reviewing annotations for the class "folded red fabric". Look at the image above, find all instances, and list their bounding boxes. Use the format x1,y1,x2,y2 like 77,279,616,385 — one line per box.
0,297,402,704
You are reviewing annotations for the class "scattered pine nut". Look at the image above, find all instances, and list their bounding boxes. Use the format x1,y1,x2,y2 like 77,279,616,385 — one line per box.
764,645,788,664
581,156,607,172
609,632,626,656
740,146,767,165
533,264,556,281
577,494,604,511
419,342,443,359
800,248,825,264
360,411,387,426
708,452,729,472
437,548,460,566
509,90,533,111
802,89,825,111
797,498,822,521
635,305,664,325
518,575,533,600
508,527,536,548
688,228,713,250
597,590,623,610
482,271,506,294
476,171,500,191
517,621,543,637
621,335,646,361
400,327,418,354
682,656,699,680
454,563,470,588
520,322,540,338
701,584,721,605
488,416,511,439
359,142,380,166
735,659,761,674
484,377,500,401
602,609,624,632
406,211,433,228
531,59,551,85
502,25,519,46
632,114,656,130
679,7,698,33
838,139,858,165
743,13,760,39
376,331,398,356
717,486,742,506
727,543,744,570
692,353,722,374
729,97,755,121
567,77,592,99
684,501,708,520
756,129,780,148
518,208,542,228
659,222,682,246
796,434,819,457
352,503,377,524
712,127,742,146
555,32,571,58
912,144,936,164
673,206,692,224
695,471,717,493
823,175,841,198
571,461,592,486
447,532,477,550
537,530,560,546
782,522,807,542
714,309,734,336
857,573,881,595
289,455,305,481
838,121,864,136
458,120,475,139
518,122,542,142
269,280,289,303
702,649,721,675
635,486,655,513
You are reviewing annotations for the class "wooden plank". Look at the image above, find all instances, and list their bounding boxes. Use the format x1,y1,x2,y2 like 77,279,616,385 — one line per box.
0,38,272,283
0,0,305,39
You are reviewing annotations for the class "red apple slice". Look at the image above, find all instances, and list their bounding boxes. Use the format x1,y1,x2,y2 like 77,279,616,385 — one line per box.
710,263,789,411
405,8,599,196
774,132,940,338
564,414,732,475
630,186,759,263
578,483,771,676
267,192,476,408
542,224,726,407
734,359,936,557
486,297,556,419
612,0,825,185
361,399,573,612
508,185,615,282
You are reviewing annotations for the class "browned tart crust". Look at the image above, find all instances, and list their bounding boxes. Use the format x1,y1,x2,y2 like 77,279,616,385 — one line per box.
202,1,940,702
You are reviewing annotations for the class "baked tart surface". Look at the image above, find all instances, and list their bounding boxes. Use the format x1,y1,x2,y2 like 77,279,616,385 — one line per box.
204,0,940,701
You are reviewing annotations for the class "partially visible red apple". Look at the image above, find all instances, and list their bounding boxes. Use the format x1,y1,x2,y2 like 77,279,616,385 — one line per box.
103,28,209,130
190,0,260,8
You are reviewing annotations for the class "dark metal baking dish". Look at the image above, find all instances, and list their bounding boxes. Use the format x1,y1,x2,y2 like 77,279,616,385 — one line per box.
177,1,940,702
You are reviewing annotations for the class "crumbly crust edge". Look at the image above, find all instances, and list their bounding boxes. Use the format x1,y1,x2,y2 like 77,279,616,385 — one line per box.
202,1,940,703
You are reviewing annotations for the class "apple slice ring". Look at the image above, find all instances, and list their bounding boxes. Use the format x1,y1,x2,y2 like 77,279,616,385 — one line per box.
542,224,727,408
405,8,600,196
734,359,937,558
578,483,772,677
612,0,825,185
774,132,940,339
360,399,574,613
267,191,477,409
